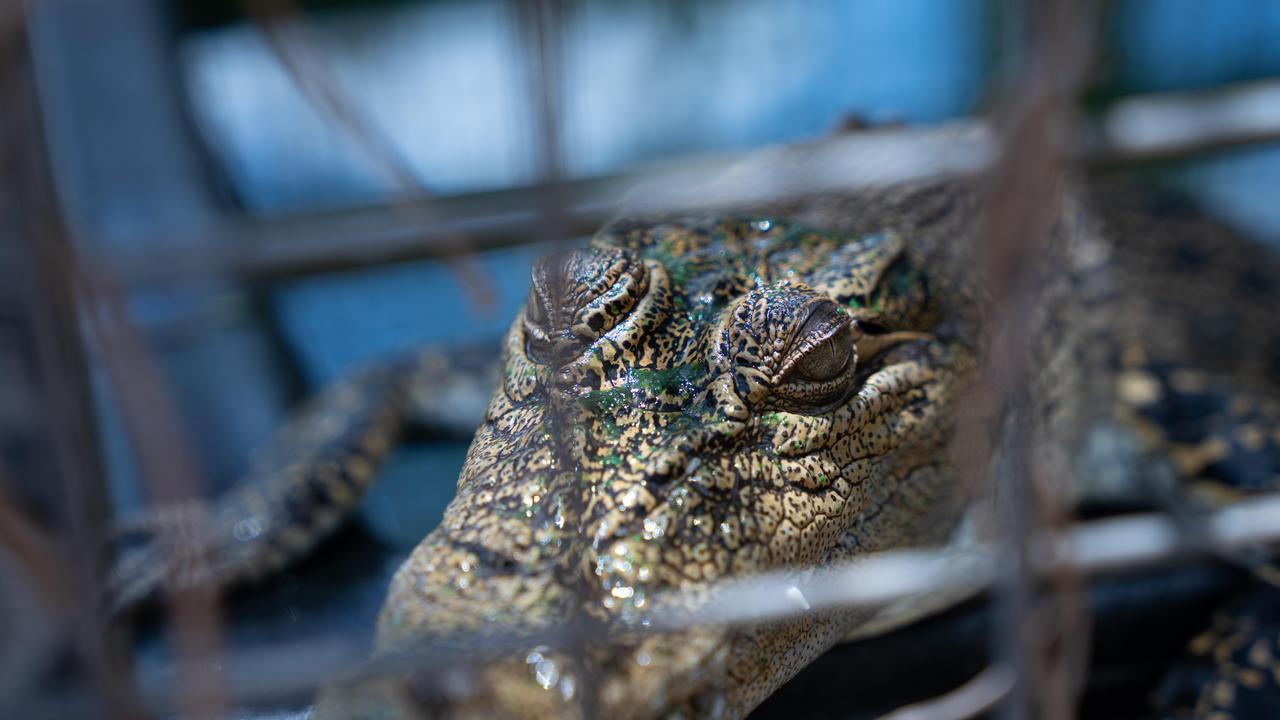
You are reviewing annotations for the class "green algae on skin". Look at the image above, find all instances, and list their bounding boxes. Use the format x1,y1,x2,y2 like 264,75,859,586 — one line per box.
579,387,630,415
847,295,883,313
646,238,695,287
578,363,708,414
759,412,784,427
601,416,622,439
631,363,707,397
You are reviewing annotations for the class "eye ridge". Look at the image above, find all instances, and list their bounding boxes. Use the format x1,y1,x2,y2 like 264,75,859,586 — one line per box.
522,287,555,364
521,247,649,366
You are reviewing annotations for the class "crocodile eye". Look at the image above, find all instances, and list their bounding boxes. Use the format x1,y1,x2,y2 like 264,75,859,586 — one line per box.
522,247,648,365
789,323,853,381
773,302,858,410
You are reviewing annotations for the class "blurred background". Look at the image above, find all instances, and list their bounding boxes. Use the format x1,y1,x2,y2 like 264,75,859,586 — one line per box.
4,0,1280,718
34,0,1280,547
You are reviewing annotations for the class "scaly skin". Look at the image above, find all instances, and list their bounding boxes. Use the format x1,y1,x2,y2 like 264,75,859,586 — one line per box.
352,213,978,718
112,179,1280,718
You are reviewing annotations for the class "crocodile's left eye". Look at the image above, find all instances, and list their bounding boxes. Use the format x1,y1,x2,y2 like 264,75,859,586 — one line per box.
523,247,648,365
772,301,858,409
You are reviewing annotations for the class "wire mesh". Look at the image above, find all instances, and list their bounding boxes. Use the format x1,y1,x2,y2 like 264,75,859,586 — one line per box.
3,1,1280,719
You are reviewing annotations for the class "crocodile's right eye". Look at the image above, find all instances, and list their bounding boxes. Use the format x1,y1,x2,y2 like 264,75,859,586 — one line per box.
784,306,854,382
523,247,648,365
772,301,860,411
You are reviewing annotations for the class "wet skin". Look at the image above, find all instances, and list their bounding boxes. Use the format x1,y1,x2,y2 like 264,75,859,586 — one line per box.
111,182,1280,719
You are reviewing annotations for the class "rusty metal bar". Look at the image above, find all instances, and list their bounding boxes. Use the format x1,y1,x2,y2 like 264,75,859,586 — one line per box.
0,5,140,717
95,72,1280,293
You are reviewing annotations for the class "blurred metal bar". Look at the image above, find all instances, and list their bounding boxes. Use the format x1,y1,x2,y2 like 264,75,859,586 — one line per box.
102,121,996,287
0,5,140,717
28,0,224,251
80,270,232,720
130,490,1280,710
664,492,1280,630
97,70,1280,291
515,0,571,246
518,0,565,185
969,1,1096,717
1089,78,1280,163
874,665,1016,720
244,0,433,200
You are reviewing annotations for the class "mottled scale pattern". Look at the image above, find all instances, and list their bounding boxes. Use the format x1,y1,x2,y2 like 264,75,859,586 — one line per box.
361,212,979,719
343,181,1280,719
1085,181,1280,720
1119,364,1280,718
1155,583,1280,719
107,349,468,612
113,177,1280,720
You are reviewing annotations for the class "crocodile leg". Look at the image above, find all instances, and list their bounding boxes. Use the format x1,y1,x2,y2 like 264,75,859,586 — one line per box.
107,346,494,615
1110,358,1280,719
1154,580,1280,719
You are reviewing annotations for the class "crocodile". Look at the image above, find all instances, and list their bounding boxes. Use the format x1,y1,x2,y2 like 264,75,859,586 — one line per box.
110,178,1280,718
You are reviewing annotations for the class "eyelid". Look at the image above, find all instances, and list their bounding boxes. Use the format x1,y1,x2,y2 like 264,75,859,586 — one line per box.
777,303,854,384
794,338,852,382
794,301,850,348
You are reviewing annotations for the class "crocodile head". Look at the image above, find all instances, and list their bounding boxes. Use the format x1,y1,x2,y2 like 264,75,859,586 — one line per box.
358,217,975,718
